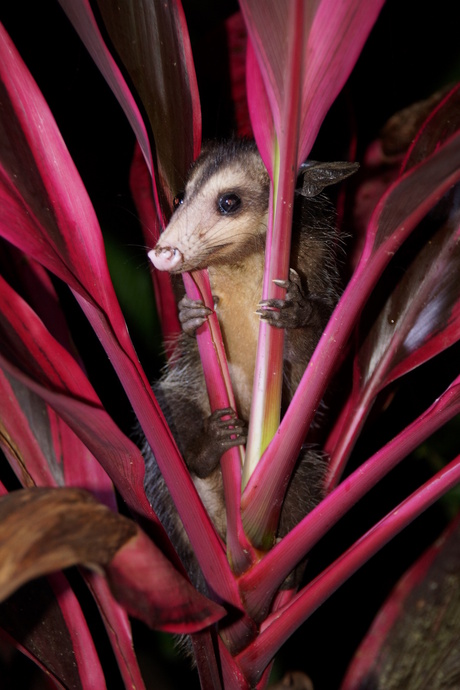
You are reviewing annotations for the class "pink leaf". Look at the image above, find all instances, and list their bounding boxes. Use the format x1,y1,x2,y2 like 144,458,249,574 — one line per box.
0,23,239,601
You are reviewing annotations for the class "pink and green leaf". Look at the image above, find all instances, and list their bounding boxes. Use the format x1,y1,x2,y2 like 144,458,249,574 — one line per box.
239,0,384,544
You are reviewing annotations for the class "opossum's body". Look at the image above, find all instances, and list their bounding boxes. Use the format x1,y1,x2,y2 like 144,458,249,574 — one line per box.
143,140,354,588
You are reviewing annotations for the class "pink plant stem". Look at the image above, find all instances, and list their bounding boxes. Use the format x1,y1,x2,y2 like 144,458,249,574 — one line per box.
182,271,256,575
240,376,460,615
73,293,242,609
237,454,460,684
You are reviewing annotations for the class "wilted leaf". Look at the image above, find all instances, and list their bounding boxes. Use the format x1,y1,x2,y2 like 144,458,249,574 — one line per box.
0,488,135,603
0,488,225,633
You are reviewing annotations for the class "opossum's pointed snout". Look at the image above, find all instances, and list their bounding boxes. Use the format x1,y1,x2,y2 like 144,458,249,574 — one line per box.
148,245,184,272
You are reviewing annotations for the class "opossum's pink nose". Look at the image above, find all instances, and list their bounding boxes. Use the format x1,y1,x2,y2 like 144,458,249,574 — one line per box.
148,245,183,272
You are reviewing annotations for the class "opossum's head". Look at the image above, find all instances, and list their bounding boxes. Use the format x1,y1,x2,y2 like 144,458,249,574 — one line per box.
149,140,270,273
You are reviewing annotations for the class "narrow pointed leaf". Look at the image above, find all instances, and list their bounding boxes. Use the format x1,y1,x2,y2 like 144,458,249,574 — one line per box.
84,573,147,690
57,0,154,177
129,144,180,345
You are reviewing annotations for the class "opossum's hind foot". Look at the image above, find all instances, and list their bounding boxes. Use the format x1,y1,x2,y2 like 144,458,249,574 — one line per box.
189,408,247,478
178,295,213,335
256,268,313,329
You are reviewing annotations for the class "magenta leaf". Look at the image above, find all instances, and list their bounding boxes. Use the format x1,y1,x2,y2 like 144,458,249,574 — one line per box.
129,144,181,345
84,574,147,690
108,527,226,634
56,0,154,177
0,272,160,524
241,0,385,166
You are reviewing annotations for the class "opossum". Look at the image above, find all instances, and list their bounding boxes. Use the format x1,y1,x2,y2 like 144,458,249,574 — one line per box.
143,139,357,589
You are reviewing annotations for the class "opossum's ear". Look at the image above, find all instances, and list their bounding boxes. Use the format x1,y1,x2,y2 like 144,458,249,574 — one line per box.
297,160,359,198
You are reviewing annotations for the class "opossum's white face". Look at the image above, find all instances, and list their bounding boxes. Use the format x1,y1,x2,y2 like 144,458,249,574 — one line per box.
149,144,269,273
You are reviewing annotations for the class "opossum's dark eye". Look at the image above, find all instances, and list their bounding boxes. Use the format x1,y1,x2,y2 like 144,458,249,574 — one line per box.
218,193,241,215
173,192,184,210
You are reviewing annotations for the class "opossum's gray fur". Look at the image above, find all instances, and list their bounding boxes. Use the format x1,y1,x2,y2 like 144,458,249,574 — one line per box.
142,139,347,593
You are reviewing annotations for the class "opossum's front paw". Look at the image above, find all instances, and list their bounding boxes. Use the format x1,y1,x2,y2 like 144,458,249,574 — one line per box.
205,407,247,453
257,269,313,329
178,296,213,336
190,408,247,478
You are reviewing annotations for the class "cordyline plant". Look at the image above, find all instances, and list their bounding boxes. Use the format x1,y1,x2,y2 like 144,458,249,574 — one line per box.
1,0,460,688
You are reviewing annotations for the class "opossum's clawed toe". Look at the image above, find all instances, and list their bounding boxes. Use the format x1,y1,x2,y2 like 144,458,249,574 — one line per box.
257,269,314,329
148,245,183,272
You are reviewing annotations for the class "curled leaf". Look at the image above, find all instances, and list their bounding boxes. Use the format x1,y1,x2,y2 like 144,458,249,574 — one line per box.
0,488,135,603
0,488,225,633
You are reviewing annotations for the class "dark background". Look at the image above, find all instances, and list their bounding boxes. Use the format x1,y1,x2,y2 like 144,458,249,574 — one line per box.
1,1,460,688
